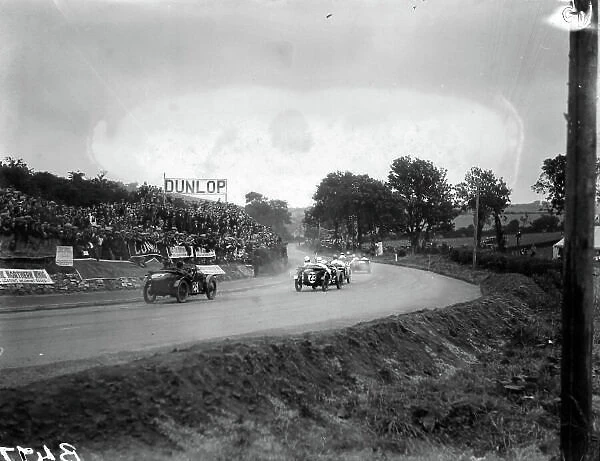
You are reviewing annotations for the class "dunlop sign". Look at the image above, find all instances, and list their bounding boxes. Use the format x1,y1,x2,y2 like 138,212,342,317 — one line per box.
164,177,227,197
0,269,54,284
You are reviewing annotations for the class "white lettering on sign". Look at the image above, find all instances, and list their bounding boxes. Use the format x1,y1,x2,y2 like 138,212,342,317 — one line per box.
169,246,189,259
194,248,216,258
0,444,79,461
56,246,74,267
163,178,227,195
195,265,226,275
0,269,54,285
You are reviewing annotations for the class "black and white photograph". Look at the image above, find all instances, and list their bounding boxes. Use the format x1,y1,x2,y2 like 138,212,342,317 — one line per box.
0,0,598,459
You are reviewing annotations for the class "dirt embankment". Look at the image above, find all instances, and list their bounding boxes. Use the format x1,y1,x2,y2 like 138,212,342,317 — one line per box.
0,268,563,460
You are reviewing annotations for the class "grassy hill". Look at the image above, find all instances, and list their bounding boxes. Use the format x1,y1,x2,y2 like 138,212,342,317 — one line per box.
453,201,559,231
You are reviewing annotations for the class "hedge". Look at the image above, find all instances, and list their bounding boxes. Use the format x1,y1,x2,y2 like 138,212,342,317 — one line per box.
449,247,562,278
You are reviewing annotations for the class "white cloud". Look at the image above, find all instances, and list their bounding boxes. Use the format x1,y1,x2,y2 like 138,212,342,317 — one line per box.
90,86,525,207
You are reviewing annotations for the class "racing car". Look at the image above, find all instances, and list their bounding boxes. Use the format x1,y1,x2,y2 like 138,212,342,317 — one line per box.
350,256,371,274
143,263,218,303
294,262,343,291
329,259,351,284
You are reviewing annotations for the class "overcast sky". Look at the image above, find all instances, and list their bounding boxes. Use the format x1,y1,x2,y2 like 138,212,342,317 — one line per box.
0,0,573,207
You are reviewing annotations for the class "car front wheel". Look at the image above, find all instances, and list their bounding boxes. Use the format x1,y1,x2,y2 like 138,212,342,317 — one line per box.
322,274,329,291
143,283,156,304
205,280,217,300
176,281,189,303
295,279,302,292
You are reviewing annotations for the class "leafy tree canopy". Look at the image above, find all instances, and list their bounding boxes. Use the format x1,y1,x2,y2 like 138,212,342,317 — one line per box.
244,192,292,240
455,167,511,250
532,154,567,215
309,171,401,246
0,157,131,206
532,153,600,215
386,156,456,245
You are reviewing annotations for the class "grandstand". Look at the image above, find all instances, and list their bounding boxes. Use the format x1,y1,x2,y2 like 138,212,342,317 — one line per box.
0,182,288,293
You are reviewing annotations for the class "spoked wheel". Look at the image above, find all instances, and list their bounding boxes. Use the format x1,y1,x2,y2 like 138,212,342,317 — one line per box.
322,275,329,292
205,280,217,299
176,281,189,303
295,279,302,292
143,283,156,304
336,274,342,289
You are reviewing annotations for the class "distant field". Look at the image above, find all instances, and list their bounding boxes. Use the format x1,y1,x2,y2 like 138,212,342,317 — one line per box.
385,232,562,260
453,212,556,231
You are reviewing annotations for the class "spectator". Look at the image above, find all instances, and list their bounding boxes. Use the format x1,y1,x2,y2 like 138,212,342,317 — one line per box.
0,186,285,267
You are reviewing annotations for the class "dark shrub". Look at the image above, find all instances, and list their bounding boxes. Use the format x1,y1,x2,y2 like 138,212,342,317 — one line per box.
450,247,562,280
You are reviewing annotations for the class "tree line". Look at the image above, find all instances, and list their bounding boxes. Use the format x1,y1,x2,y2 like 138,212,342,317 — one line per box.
0,157,294,240
0,157,144,207
304,152,578,251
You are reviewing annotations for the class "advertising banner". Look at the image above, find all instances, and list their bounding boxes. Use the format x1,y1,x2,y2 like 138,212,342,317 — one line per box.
56,246,74,266
195,265,226,275
194,248,216,258
164,177,227,198
0,269,54,285
169,246,189,259
134,241,160,256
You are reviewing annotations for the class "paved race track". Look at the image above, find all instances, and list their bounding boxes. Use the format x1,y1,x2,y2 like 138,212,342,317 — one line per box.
0,250,481,370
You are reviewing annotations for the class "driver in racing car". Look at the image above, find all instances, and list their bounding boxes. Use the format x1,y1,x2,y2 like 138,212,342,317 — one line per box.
315,257,332,276
330,254,343,266
303,256,312,266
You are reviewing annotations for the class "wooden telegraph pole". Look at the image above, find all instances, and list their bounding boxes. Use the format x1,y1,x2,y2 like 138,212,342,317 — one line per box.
561,1,597,459
472,189,479,269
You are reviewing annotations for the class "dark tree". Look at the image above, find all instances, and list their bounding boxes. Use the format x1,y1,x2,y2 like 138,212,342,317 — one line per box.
309,171,401,248
532,154,567,215
530,214,561,233
386,156,456,248
455,167,511,251
245,192,292,239
533,153,600,216
504,219,521,234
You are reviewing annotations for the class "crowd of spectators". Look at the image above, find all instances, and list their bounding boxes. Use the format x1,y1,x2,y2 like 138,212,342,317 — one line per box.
0,186,284,263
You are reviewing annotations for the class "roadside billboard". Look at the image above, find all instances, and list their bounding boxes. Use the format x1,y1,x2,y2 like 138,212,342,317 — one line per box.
0,269,54,284
164,177,227,201
56,246,74,266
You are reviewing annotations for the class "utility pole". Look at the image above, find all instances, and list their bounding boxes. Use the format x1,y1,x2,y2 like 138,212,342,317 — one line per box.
561,1,597,459
472,189,480,270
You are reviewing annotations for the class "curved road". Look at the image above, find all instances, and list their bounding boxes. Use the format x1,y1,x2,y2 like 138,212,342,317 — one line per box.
0,250,480,371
